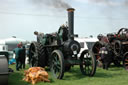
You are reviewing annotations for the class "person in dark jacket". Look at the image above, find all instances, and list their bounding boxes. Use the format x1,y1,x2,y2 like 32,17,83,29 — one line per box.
20,46,26,69
99,46,113,70
13,44,22,71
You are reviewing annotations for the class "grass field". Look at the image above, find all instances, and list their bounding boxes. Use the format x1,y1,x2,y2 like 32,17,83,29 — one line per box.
8,64,128,85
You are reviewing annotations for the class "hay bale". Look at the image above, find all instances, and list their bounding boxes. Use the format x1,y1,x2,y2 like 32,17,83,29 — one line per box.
23,67,50,84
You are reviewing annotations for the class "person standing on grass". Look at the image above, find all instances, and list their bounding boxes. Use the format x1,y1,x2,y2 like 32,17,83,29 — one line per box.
13,44,22,71
20,46,26,69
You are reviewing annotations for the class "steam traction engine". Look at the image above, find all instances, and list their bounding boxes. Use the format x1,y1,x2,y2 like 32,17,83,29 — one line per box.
29,8,96,79
92,28,128,70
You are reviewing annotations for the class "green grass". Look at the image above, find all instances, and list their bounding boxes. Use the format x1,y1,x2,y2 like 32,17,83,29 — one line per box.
8,64,128,85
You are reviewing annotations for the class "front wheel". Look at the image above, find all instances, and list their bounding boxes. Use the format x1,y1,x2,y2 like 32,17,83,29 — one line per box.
80,50,96,76
50,50,65,79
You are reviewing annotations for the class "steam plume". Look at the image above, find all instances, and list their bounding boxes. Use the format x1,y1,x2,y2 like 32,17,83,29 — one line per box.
31,0,71,9
89,0,128,6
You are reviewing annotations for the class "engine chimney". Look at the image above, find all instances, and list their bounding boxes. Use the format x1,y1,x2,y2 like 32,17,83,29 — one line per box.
67,8,75,40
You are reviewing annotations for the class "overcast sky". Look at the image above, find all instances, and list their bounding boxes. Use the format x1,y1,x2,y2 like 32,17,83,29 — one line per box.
0,0,128,41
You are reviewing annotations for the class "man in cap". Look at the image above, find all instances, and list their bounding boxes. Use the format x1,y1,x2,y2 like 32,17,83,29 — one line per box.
34,31,44,42
13,44,22,71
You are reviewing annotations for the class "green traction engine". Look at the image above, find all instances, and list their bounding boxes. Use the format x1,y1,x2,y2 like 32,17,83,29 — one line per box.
29,8,96,79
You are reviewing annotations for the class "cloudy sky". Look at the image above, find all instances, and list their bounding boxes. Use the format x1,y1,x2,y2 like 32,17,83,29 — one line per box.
0,0,128,41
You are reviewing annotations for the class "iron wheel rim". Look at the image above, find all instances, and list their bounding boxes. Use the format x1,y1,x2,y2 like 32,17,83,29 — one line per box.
51,53,61,78
124,55,128,70
80,50,96,76
29,42,38,67
50,50,64,79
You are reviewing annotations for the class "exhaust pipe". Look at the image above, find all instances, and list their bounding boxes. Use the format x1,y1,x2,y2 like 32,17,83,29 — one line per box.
67,8,75,40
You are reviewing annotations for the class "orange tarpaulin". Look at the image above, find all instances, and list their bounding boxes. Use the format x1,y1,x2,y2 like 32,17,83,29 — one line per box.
23,67,50,84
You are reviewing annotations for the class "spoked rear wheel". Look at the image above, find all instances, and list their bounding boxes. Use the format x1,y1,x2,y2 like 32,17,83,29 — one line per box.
123,52,128,70
80,50,96,76
38,43,46,67
29,42,39,67
92,41,103,60
50,50,65,79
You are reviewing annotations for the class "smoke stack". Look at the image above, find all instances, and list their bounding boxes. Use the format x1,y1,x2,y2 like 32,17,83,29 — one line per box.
67,8,75,40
